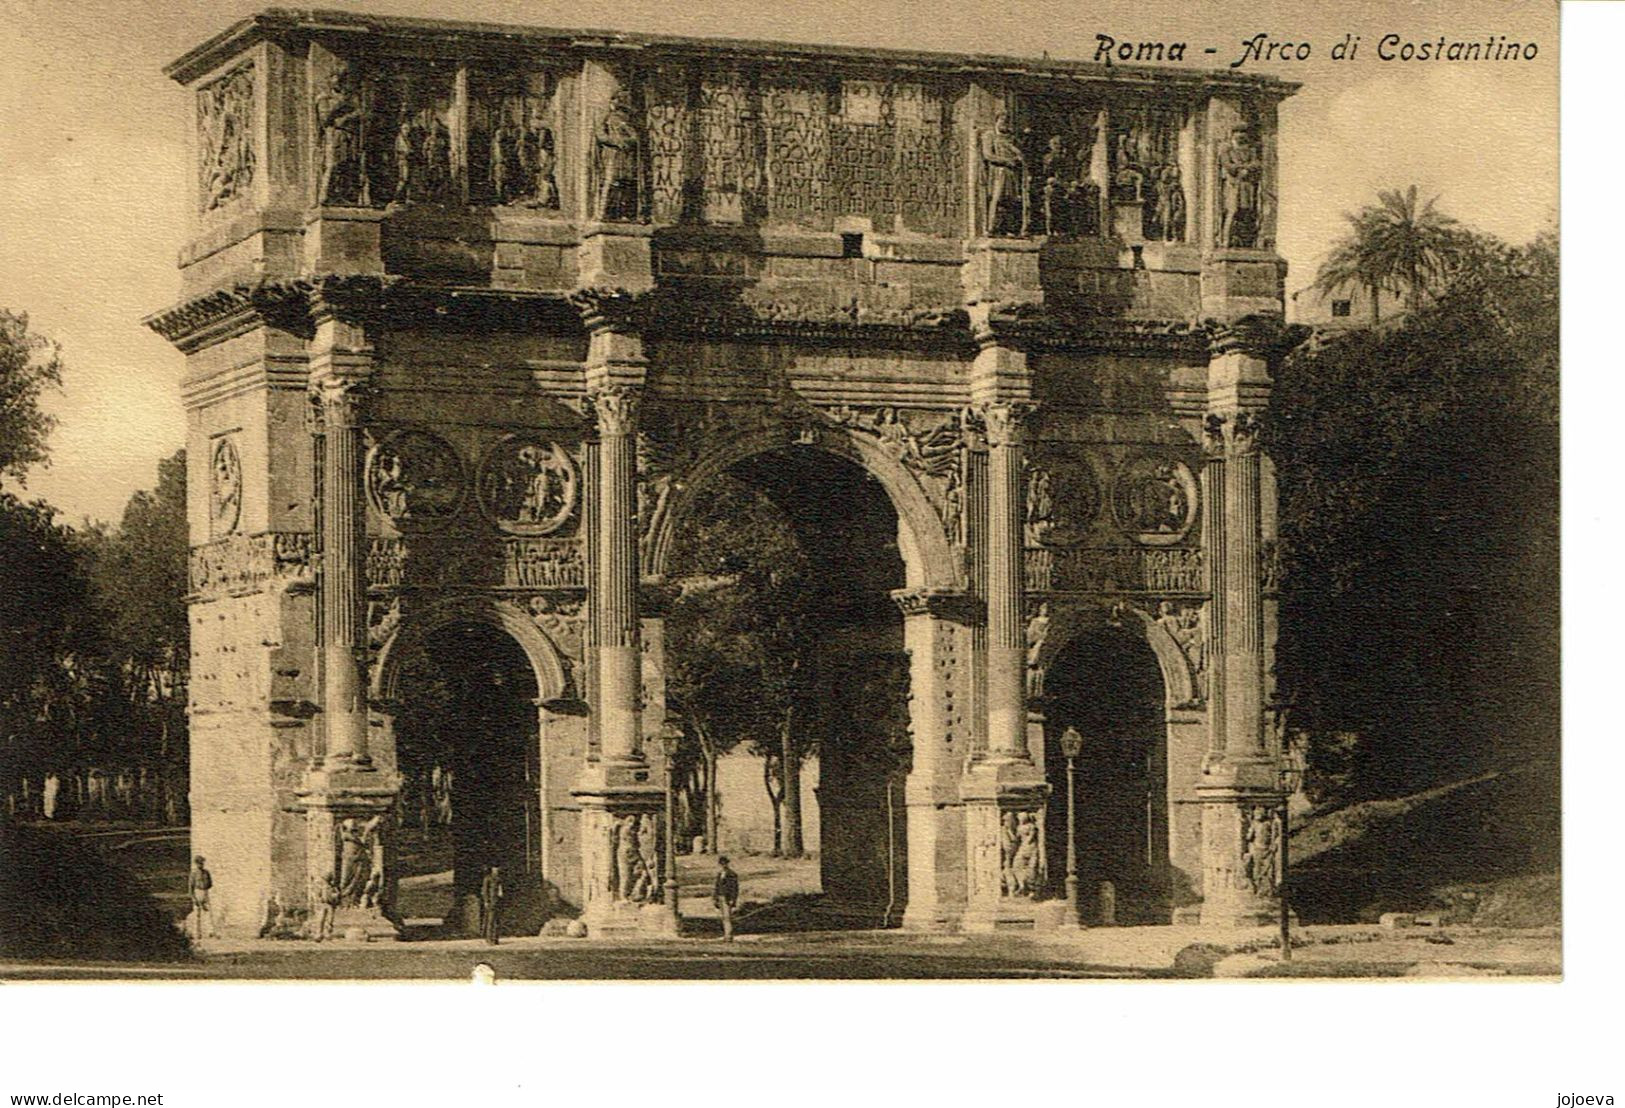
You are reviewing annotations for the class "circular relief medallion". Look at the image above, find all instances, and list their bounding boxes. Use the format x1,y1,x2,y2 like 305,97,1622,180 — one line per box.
209,437,242,536
476,435,578,535
1024,455,1102,548
366,430,467,526
1110,457,1198,545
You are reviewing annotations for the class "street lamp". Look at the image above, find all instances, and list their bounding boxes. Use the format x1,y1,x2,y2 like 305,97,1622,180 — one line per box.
1278,757,1303,962
1059,726,1084,928
660,725,682,931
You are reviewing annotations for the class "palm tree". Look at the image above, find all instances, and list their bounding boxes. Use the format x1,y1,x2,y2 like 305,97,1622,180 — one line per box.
1312,186,1462,323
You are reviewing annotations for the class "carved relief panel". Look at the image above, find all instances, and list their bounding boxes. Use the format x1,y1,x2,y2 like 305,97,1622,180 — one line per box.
476,434,578,535
209,436,243,538
468,68,560,209
365,430,467,527
1110,104,1187,242
198,62,256,213
1110,456,1198,545
1024,446,1102,548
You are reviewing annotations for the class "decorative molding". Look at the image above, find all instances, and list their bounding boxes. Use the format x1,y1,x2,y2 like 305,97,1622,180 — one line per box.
1025,545,1204,595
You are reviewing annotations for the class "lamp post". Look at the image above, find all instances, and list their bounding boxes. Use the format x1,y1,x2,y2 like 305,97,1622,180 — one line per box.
1059,726,1083,928
660,726,682,931
1278,758,1302,962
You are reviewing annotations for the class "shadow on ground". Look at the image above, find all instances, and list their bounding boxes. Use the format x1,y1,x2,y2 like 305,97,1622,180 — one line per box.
1290,760,1560,925
0,823,192,962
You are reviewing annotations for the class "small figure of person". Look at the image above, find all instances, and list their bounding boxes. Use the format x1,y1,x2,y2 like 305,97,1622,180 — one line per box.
189,855,214,940
713,856,739,941
315,872,339,941
480,864,504,945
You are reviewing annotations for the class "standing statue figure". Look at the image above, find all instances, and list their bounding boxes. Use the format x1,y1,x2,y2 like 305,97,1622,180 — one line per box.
594,90,642,222
636,812,661,903
1011,812,1043,896
392,103,421,206
316,66,367,206
1243,804,1279,896
490,104,520,204
337,816,380,905
421,110,453,203
1157,164,1186,241
1219,124,1263,248
979,111,1026,236
998,811,1020,896
1040,134,1068,237
528,112,559,210
613,814,642,902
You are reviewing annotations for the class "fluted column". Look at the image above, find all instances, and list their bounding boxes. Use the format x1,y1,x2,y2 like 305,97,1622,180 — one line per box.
314,373,369,766
1200,420,1228,756
982,401,1034,764
1196,323,1281,927
1221,413,1265,757
591,386,644,766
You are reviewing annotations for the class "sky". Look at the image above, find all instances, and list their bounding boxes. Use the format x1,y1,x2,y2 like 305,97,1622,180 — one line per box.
0,0,1558,524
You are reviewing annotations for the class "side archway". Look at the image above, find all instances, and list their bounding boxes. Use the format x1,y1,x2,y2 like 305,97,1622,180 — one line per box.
372,594,569,704
644,422,965,592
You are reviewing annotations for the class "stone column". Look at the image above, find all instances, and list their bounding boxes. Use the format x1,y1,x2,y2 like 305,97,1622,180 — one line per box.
982,401,1034,763
1196,322,1282,926
960,318,1050,931
297,298,398,941
570,290,665,936
593,386,644,767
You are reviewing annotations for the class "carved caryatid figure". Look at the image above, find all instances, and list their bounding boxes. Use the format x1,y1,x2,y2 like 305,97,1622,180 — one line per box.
1011,812,1043,895
594,90,642,221
979,111,1026,236
1242,805,1279,896
1219,123,1263,248
316,66,367,206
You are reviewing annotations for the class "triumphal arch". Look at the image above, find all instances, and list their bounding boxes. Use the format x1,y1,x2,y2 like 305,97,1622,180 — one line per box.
149,10,1297,938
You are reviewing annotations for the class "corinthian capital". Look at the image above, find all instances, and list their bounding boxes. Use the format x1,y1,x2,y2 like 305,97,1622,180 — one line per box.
591,385,643,436
309,373,370,427
569,286,649,335
980,401,1037,449
1203,410,1263,457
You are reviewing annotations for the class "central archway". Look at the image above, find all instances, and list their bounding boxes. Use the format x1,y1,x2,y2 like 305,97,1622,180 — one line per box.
660,441,918,928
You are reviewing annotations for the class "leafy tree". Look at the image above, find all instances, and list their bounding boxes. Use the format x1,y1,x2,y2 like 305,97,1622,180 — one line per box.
665,473,822,857
0,309,63,486
1312,185,1463,322
1271,227,1558,803
81,450,189,769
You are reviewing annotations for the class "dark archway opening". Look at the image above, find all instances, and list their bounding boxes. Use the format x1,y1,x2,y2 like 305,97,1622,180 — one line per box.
1042,623,1170,924
391,621,542,936
664,445,912,930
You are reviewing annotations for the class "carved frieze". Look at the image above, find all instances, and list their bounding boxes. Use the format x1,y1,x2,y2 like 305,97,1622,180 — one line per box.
1110,457,1198,545
198,62,255,213
504,538,585,589
209,437,242,537
1025,545,1205,595
189,532,314,598
366,430,467,527
366,538,405,587
823,405,964,541
1110,105,1185,242
476,435,577,535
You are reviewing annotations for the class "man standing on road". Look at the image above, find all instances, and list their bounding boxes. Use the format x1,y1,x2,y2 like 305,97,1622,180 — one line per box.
314,873,339,941
713,856,739,941
480,864,504,945
188,855,213,940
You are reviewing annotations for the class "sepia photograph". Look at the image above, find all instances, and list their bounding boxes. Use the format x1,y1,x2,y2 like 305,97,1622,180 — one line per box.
0,0,1594,1099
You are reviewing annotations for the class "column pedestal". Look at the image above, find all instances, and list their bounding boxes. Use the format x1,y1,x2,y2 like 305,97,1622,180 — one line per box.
960,762,1050,932
298,766,401,941
1195,760,1282,927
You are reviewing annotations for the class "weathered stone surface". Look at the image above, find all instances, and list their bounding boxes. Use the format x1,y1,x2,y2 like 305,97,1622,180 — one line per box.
153,11,1292,937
